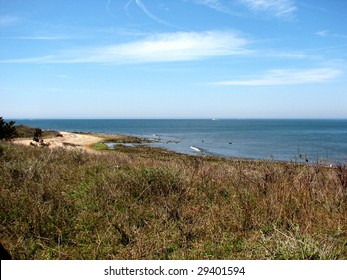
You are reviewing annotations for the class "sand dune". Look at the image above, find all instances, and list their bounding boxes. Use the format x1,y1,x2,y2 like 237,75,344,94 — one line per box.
14,131,102,152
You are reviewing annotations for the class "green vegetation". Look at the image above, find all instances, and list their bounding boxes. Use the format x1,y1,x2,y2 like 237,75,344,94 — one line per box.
0,140,346,259
90,142,109,151
0,117,18,141
15,125,59,139
90,134,152,152
101,134,149,144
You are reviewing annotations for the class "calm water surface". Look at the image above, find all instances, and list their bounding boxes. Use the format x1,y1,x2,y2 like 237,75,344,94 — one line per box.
13,119,347,164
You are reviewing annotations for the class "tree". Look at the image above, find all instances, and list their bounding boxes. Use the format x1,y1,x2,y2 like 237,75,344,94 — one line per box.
32,128,50,147
33,128,43,143
0,117,18,141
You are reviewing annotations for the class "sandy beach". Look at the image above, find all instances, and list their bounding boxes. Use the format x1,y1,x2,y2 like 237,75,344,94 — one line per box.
14,131,103,152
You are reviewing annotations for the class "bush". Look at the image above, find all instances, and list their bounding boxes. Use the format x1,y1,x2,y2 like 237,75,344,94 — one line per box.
33,128,43,143
0,117,18,141
32,128,50,147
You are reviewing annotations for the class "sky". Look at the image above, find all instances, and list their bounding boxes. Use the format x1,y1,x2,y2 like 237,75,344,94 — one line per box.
1,0,347,119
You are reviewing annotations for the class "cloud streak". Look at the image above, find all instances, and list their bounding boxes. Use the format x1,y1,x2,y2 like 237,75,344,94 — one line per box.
316,30,347,39
0,31,252,64
10,36,70,40
0,15,21,26
191,0,240,16
239,0,297,19
191,0,297,19
211,68,341,86
120,0,178,28
134,0,167,25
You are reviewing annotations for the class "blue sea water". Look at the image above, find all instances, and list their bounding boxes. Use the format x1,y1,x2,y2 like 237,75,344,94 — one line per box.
13,119,347,164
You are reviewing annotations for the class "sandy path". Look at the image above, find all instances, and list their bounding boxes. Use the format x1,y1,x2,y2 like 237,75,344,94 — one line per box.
14,131,103,152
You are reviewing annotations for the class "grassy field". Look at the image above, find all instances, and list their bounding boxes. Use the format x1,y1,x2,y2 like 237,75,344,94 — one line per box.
0,140,346,259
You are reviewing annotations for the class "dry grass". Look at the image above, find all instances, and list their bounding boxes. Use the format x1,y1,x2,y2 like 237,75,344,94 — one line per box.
0,141,346,259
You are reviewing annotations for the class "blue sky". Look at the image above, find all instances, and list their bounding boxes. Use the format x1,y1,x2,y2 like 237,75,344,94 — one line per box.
1,0,346,119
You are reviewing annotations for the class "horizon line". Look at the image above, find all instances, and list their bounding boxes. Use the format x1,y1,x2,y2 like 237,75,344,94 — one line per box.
6,117,347,121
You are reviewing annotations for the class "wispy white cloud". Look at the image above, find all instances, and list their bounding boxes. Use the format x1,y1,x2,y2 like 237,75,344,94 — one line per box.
0,55,56,64
135,0,166,24
298,2,335,14
124,0,134,15
315,30,329,37
121,0,178,27
0,31,252,64
211,68,341,86
239,0,297,19
190,0,297,19
106,0,116,18
191,0,239,15
10,36,69,40
0,15,21,26
315,30,347,39
193,0,221,8
260,50,307,59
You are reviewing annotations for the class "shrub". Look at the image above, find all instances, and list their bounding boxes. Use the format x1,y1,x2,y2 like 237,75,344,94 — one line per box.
33,128,43,143
32,128,50,147
0,117,18,141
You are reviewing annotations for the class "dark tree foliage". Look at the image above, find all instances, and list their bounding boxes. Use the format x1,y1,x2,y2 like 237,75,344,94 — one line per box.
32,128,49,147
0,117,18,141
33,128,43,143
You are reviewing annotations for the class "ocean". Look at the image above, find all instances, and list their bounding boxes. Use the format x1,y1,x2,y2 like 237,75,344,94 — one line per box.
13,119,347,164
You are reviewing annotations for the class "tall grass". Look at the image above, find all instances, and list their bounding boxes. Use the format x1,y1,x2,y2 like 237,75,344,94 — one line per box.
0,141,346,259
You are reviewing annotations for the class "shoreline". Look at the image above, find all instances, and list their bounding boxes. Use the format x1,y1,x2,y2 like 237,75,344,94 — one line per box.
10,120,347,165
12,130,338,167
